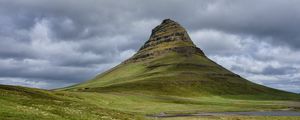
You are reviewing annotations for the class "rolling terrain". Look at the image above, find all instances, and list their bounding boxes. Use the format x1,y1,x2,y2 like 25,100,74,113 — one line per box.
0,84,141,120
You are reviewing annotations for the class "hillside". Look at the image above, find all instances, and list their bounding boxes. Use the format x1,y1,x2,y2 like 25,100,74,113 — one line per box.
2,84,300,120
0,84,140,120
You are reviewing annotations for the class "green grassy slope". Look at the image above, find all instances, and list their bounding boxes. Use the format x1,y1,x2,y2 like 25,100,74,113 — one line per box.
0,84,141,120
62,51,299,100
1,84,300,120
161,116,300,120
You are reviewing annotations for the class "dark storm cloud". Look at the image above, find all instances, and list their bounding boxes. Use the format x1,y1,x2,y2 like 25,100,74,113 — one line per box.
2,0,300,46
262,66,297,75
0,0,299,92
187,0,300,48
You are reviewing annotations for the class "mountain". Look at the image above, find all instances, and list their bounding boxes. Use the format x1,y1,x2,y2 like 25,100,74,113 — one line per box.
63,19,292,97
1,19,300,120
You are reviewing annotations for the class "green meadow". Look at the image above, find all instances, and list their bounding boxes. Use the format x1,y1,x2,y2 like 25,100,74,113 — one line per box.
1,84,300,120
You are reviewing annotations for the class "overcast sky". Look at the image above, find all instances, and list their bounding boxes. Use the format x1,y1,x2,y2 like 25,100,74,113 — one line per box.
0,0,300,93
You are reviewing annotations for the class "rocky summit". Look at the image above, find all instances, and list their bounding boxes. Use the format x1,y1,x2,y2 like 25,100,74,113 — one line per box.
125,19,204,63
63,19,291,97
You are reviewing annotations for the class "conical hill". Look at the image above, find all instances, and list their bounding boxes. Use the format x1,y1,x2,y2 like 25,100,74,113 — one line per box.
64,19,293,97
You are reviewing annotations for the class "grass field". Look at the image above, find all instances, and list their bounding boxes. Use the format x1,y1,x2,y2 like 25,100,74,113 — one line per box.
0,85,142,120
159,116,300,120
1,84,300,120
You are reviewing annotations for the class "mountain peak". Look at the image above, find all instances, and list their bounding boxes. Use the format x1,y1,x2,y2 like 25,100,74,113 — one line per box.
151,18,179,33
64,19,292,98
162,18,174,23
125,19,205,63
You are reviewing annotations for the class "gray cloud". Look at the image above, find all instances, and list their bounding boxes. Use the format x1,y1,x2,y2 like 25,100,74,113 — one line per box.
0,0,299,93
190,29,300,93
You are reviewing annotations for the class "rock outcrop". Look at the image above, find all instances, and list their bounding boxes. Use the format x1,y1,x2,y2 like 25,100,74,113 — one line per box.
125,19,205,63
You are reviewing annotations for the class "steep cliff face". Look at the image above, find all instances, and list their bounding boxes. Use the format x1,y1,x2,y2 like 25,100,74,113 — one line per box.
63,19,291,97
